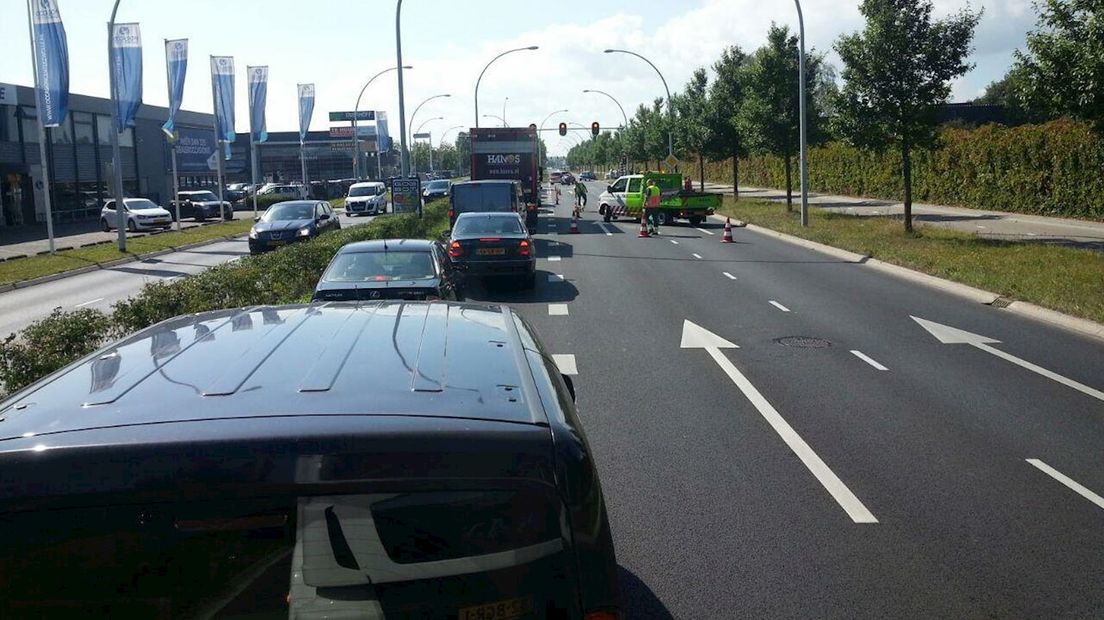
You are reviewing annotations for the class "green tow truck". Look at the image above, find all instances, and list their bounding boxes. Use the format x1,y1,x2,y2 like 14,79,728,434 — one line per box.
596,173,722,226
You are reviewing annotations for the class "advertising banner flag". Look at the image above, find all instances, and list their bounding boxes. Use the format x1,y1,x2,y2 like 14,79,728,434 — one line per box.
298,83,315,142
162,39,188,138
28,0,70,127
376,112,391,152
111,23,143,130
247,65,269,143
210,56,235,158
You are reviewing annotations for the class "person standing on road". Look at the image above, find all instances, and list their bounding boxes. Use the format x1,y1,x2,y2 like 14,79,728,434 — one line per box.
645,178,662,236
575,180,588,210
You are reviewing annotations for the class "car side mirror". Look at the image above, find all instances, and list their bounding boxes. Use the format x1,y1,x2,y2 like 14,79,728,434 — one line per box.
562,374,577,403
253,216,260,222
318,213,330,221
607,185,613,193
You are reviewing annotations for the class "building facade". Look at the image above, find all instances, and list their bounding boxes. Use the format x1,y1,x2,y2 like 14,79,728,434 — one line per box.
0,83,217,230
228,130,398,185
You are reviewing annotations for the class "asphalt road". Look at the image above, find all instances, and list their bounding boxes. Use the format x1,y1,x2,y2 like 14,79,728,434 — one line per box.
0,211,374,338
463,181,1104,618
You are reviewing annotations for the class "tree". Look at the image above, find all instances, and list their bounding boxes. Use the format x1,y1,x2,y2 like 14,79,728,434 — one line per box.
834,0,980,231
675,68,712,190
739,24,831,211
1014,0,1104,131
703,45,750,197
974,66,1037,123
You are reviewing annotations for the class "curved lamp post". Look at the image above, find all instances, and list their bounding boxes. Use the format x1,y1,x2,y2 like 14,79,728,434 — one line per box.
604,49,673,163
439,124,465,146
794,0,809,226
482,114,507,127
474,46,538,127
583,89,628,129
353,64,411,179
409,93,450,146
538,109,568,175
413,116,443,173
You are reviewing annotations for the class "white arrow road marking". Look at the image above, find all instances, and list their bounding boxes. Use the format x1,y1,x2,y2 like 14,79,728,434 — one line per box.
552,354,578,375
681,320,878,524
912,316,1104,403
1027,459,1104,511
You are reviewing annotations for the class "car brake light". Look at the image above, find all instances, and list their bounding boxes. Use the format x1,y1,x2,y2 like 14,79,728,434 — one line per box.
448,208,455,219
479,238,501,242
448,241,463,258
584,613,620,620
518,240,531,257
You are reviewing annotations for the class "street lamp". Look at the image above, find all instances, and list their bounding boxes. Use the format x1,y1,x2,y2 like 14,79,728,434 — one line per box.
582,89,628,129
482,114,507,127
538,109,568,175
604,49,673,163
395,0,410,176
416,116,444,135
353,64,412,179
413,116,443,173
503,96,509,125
474,46,538,127
794,0,809,227
439,125,465,146
409,93,451,148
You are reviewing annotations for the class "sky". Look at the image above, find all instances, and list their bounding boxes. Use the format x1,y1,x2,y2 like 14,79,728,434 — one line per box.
0,0,1037,156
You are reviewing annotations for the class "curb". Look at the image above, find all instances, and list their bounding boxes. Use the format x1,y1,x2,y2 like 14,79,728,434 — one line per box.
0,232,250,293
710,214,1104,343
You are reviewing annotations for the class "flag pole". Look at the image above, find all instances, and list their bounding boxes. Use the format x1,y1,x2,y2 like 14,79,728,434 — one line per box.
26,0,56,254
165,39,181,230
209,56,226,217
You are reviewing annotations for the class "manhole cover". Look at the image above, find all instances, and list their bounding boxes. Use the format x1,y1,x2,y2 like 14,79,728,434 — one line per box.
775,336,833,349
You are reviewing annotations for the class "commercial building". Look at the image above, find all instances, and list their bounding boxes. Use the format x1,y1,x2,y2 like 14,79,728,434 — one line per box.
228,130,398,186
0,82,221,230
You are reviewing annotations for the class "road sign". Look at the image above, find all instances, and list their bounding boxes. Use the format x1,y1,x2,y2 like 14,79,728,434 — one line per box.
390,177,422,216
329,111,375,122
412,132,431,140
328,126,377,139
664,154,679,170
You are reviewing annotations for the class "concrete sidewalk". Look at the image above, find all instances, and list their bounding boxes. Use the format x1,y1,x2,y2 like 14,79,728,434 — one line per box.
704,182,1104,251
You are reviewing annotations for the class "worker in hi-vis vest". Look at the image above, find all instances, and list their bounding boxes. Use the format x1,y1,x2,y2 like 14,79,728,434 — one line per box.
644,178,662,236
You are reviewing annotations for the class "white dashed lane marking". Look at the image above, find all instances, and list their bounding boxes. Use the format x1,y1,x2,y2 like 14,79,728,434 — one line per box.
769,301,791,313
723,272,737,280
692,253,703,260
696,227,714,236
552,354,578,375
597,223,614,236
547,256,562,262
850,350,888,371
75,298,104,308
670,239,679,245
1027,459,1104,511
548,304,569,316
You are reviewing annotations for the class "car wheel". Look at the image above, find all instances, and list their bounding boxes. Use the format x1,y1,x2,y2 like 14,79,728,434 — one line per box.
127,219,138,232
101,218,111,232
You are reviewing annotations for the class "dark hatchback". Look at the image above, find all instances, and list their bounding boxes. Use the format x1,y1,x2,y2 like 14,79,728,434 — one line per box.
0,303,620,619
313,239,464,302
448,212,537,288
249,200,341,254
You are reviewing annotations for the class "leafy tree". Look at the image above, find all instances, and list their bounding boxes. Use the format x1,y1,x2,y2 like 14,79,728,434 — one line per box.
1014,0,1104,131
834,0,980,231
675,68,712,190
739,24,831,211
975,66,1037,123
703,45,750,197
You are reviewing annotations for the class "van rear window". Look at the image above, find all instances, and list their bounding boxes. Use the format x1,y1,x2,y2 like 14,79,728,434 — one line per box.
451,185,514,213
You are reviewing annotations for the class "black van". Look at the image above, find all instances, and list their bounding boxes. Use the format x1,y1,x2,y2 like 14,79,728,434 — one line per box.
450,180,536,233
0,303,620,619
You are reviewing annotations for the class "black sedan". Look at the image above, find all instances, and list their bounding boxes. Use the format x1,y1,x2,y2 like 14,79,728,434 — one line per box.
248,200,341,255
448,212,536,289
312,239,464,302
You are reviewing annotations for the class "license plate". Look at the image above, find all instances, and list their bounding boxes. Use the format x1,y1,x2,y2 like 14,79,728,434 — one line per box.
459,597,531,620
269,240,286,247
477,248,506,256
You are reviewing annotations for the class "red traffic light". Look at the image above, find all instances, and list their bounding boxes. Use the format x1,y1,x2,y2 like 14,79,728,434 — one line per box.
558,122,567,136
591,121,600,136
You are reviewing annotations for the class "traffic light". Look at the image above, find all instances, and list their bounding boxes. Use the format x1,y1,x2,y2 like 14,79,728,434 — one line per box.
591,121,600,137
528,123,537,130
558,122,567,136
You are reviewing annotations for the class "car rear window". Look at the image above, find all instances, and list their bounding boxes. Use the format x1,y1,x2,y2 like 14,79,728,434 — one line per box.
454,215,524,236
324,251,437,282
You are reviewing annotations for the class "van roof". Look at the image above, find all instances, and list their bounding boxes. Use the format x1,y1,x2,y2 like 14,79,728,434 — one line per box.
0,303,553,444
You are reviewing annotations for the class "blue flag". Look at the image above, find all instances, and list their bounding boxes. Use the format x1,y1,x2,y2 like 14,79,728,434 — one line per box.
210,56,235,159
162,39,188,139
248,66,268,144
29,0,70,128
297,83,315,143
111,23,143,130
376,112,391,152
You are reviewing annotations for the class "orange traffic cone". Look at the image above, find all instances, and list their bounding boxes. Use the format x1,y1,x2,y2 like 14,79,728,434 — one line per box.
570,212,580,234
638,218,650,238
721,218,734,243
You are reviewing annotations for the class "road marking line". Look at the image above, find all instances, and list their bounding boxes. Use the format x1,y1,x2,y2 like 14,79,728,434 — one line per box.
692,253,703,259
685,330,877,523
769,301,791,313
850,350,888,371
723,272,738,281
547,256,562,262
696,227,714,236
548,304,569,316
75,298,104,308
552,354,578,375
1027,232,1037,236
1027,459,1104,511
670,239,679,245
597,223,614,236
548,274,565,283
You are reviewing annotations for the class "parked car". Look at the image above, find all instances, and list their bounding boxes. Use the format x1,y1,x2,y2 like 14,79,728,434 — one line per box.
448,180,525,229
447,212,536,289
248,200,341,254
560,172,576,186
550,171,563,184
172,190,233,221
0,302,620,618
345,181,388,216
313,239,463,302
257,184,307,201
423,179,451,201
579,171,597,181
100,198,173,232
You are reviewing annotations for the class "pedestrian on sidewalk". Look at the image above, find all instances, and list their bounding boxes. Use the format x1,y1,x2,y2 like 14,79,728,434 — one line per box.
644,178,662,236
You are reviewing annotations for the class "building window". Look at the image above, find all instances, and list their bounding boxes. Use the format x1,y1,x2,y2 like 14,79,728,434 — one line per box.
51,115,74,144
0,105,16,142
96,115,113,146
120,127,134,148
19,106,38,144
73,112,94,144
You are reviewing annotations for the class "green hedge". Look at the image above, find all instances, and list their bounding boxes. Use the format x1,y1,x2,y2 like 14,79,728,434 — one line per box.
0,203,448,397
686,119,1104,220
